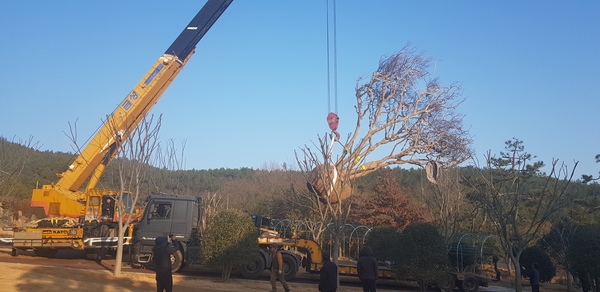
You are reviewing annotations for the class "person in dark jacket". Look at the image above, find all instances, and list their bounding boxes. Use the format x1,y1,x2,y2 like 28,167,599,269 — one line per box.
529,263,541,292
357,246,378,292
153,235,180,292
319,252,338,292
521,263,541,292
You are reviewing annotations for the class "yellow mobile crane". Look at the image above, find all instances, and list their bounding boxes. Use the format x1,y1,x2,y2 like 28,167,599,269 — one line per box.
12,0,232,257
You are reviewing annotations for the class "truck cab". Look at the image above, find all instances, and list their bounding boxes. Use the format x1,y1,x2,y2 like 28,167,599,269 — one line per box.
131,194,202,271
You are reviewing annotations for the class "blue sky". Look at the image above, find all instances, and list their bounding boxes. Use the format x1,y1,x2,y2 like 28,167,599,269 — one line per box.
1,1,598,179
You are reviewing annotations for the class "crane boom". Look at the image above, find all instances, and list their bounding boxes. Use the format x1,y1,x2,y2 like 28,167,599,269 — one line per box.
31,0,232,220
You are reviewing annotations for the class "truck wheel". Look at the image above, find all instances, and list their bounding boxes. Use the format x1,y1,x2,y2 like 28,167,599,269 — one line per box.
282,253,298,281
460,276,479,292
34,248,59,258
439,273,456,292
240,256,266,279
170,250,183,272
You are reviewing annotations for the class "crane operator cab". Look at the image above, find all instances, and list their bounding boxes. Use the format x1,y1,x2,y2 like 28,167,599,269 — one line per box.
101,197,115,220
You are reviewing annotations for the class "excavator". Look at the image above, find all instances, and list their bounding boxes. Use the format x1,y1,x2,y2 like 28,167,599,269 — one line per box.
11,0,233,257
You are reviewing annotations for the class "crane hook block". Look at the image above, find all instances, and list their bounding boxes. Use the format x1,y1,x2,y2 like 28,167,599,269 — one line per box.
327,112,339,131
326,112,340,141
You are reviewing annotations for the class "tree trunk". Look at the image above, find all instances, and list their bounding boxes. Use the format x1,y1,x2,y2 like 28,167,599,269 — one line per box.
566,271,573,292
512,260,523,292
113,228,125,277
331,219,342,290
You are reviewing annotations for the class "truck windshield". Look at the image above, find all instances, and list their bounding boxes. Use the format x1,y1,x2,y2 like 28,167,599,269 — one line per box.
148,202,172,220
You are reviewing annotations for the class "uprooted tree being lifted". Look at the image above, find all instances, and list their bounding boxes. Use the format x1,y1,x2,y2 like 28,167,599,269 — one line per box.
295,45,472,264
302,44,472,205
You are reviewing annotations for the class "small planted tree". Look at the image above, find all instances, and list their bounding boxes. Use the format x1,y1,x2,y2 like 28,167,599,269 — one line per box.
567,225,600,289
202,209,258,280
364,226,401,262
394,222,449,292
520,246,555,283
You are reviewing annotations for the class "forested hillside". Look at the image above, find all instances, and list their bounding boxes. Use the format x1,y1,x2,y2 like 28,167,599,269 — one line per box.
1,136,599,235
0,137,433,224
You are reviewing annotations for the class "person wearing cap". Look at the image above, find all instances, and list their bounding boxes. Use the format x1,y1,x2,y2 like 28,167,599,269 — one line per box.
269,244,290,292
319,252,338,292
153,234,180,292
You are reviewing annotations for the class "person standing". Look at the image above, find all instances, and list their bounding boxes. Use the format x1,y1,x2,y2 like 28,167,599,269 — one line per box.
357,246,378,292
269,244,290,292
529,263,541,292
492,255,501,281
579,273,591,292
521,263,541,292
153,235,180,292
319,252,338,292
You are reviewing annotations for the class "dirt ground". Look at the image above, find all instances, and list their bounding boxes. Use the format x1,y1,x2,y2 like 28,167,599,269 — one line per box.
0,261,319,292
0,244,401,292
0,260,402,292
0,246,568,292
0,260,567,292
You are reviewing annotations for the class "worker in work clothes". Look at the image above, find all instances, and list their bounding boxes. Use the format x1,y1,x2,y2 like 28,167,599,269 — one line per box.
153,235,180,292
269,244,290,292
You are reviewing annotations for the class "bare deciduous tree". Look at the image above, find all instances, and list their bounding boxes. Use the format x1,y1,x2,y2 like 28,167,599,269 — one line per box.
200,192,223,234
151,139,187,194
111,114,161,277
463,139,577,292
418,167,481,242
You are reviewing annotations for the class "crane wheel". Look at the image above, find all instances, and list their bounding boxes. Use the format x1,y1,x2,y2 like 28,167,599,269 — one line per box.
282,253,298,281
240,255,266,279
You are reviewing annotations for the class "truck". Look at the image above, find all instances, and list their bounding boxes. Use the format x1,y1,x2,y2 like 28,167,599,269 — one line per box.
10,0,233,258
